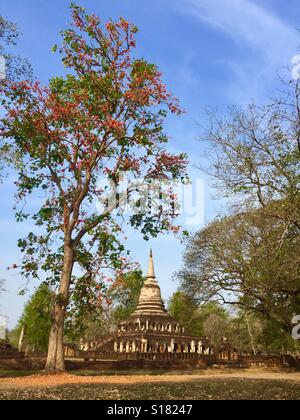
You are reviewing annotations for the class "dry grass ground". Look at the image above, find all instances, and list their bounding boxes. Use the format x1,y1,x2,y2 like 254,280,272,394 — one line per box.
0,369,299,400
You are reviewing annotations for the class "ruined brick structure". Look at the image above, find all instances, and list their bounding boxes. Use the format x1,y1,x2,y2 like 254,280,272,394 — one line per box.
97,251,212,356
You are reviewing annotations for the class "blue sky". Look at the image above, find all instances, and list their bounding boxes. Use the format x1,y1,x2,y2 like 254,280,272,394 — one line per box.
0,0,299,327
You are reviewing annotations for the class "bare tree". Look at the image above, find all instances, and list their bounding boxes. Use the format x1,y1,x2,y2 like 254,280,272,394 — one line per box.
199,79,300,231
177,207,300,334
178,79,300,333
0,15,32,81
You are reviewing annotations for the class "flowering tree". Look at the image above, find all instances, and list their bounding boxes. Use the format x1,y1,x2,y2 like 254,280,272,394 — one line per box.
0,4,187,371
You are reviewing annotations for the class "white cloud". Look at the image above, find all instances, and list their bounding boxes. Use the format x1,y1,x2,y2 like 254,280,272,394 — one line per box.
180,0,298,63
174,0,299,102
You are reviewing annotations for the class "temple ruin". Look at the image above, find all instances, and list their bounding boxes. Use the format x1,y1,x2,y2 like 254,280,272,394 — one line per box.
97,250,212,356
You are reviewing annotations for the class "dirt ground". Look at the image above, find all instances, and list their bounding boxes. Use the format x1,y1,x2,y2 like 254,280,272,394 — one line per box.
0,369,299,390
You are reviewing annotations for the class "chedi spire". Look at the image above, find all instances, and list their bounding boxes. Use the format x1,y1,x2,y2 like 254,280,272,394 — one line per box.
147,249,156,279
133,249,168,316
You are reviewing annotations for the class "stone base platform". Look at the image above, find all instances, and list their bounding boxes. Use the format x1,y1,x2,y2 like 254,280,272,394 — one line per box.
1,355,299,372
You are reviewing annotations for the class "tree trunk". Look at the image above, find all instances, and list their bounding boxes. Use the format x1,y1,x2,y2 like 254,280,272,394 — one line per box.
246,314,257,356
45,243,74,372
18,325,26,353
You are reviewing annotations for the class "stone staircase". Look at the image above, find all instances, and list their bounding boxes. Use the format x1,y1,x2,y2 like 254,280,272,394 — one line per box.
93,335,116,352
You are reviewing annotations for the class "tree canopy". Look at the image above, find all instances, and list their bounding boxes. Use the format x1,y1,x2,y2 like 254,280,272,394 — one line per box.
0,4,187,371
168,291,229,339
177,208,300,334
0,15,31,180
177,79,300,338
110,270,144,322
65,270,144,343
17,284,53,352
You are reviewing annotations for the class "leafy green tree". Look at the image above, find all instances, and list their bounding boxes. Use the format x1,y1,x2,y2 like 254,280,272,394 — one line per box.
65,270,144,345
18,284,53,352
110,270,144,322
202,313,229,348
0,4,187,371
65,305,113,345
168,291,201,335
168,291,229,338
169,288,299,354
7,327,20,349
177,208,300,335
257,319,300,354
